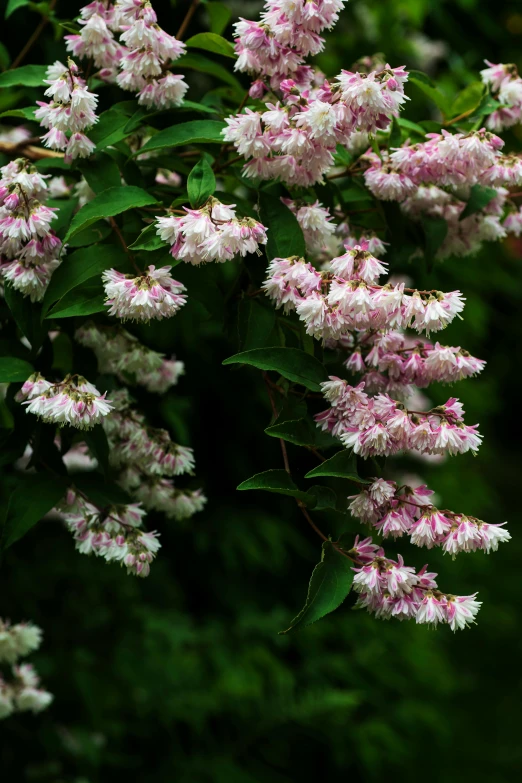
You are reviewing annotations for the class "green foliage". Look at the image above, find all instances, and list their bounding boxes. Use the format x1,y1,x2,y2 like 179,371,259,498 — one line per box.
1,473,68,549
187,157,216,207
64,187,156,240
259,193,307,259
0,64,46,86
223,347,328,390
460,184,499,219
305,451,369,482
42,245,127,314
237,469,312,503
280,541,354,633
0,356,33,382
185,32,236,59
135,120,227,155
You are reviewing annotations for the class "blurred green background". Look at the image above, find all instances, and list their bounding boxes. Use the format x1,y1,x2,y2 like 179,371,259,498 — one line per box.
1,0,522,780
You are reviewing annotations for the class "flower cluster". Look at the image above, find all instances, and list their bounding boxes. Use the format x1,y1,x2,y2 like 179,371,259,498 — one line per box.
282,198,336,251
65,1,124,79
234,0,346,89
359,129,522,258
36,59,98,162
480,61,522,132
102,264,187,321
348,479,510,554
0,158,63,301
115,0,188,108
348,537,482,630
58,490,160,577
223,63,408,187
329,329,486,399
156,198,268,265
65,1,188,108
316,377,481,457
103,390,207,521
263,249,465,339
18,373,113,430
0,619,53,719
75,321,185,394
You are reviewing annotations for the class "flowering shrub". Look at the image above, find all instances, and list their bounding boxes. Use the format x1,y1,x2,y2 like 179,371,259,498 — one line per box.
0,0,519,724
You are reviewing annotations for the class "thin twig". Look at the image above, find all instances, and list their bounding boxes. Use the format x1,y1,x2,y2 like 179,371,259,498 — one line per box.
263,373,291,474
109,217,142,275
176,0,201,40
9,0,58,70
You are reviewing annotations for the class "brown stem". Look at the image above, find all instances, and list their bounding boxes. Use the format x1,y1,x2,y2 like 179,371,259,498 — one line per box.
109,217,142,275
176,0,201,40
0,141,64,161
9,0,57,70
263,373,291,474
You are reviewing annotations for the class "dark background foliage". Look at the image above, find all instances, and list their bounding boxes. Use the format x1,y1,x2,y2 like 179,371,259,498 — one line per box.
1,0,522,780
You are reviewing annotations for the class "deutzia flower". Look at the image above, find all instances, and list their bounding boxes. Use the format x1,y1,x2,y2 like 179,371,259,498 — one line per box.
22,374,113,430
102,265,187,321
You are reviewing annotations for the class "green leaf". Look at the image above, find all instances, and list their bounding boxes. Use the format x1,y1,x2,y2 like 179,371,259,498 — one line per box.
186,32,236,59
238,299,276,350
88,106,135,149
422,216,448,266
0,356,33,382
397,118,426,137
259,193,306,260
388,117,402,149
187,158,216,208
265,418,318,447
73,474,132,507
223,347,327,391
67,221,112,248
5,0,30,18
450,82,486,119
305,450,368,482
305,486,338,512
176,52,242,90
3,285,46,351
2,474,68,550
77,152,122,194
46,282,106,319
128,223,166,251
83,426,110,476
237,469,311,503
134,120,226,156
280,541,354,633
409,70,451,115
0,64,46,87
459,184,498,220
0,106,36,120
64,186,156,241
206,2,232,35
42,245,127,315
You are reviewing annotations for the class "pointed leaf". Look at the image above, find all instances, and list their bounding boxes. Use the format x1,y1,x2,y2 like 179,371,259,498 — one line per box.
223,347,327,391
134,120,226,156
185,32,236,59
305,450,368,482
280,541,354,633
259,193,306,260
265,418,317,446
237,469,311,503
5,0,30,18
42,245,127,315
459,184,498,220
0,64,46,87
0,356,34,382
46,283,106,319
64,186,156,241
187,157,216,208
128,223,167,251
206,2,232,35
2,474,68,549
